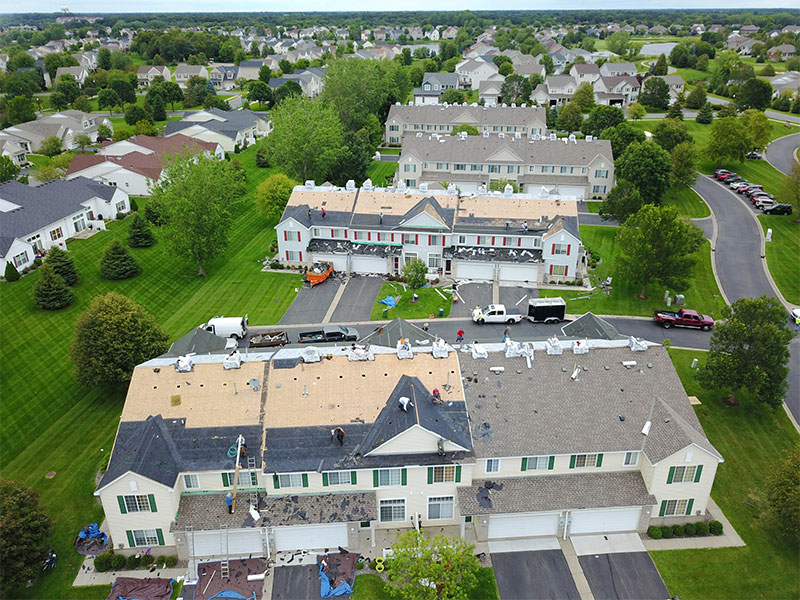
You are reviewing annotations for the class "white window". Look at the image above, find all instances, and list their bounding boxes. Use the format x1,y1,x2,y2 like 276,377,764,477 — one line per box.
525,456,549,470
432,465,455,483
664,499,689,516
428,254,441,269
378,468,402,486
286,250,301,261
593,185,607,194
672,466,697,483
552,243,569,255
124,495,151,513
506,165,519,174
428,496,454,520
312,227,321,237
183,474,200,489
551,265,567,276
457,235,466,245
50,227,63,241
533,237,542,248
353,231,365,241
470,164,482,171
229,471,259,486
403,163,416,173
278,473,303,488
116,200,126,212
132,529,159,546
574,453,598,468
380,498,406,522
332,229,346,239
326,471,351,486
389,124,399,131
485,458,500,474
454,163,466,171
594,169,609,178
403,234,416,245
542,166,555,173
624,452,639,466
12,251,28,268
488,164,501,173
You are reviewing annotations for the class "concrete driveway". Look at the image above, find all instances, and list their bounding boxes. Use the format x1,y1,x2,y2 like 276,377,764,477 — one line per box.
578,552,668,600
451,282,492,317
271,564,320,600
492,549,581,600
330,276,384,323
279,280,341,326
766,132,800,175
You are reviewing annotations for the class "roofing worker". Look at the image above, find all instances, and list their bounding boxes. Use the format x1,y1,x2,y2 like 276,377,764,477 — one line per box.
332,426,345,446
225,492,234,514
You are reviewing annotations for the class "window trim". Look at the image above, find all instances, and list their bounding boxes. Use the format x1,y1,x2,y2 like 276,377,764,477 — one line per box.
123,494,151,513
573,453,599,468
524,455,550,471
379,497,406,523
431,465,456,483
624,451,639,467
427,495,455,520
131,528,160,547
485,458,500,474
277,473,304,488
325,471,351,486
183,474,200,489
378,468,403,487
663,498,690,517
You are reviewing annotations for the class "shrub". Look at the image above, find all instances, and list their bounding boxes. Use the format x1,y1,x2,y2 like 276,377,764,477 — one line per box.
683,522,696,536
34,263,73,310
269,241,278,253
156,555,166,567
33,257,43,267
22,266,31,274
4,261,20,282
672,524,684,537
126,554,140,570
100,239,141,280
165,555,177,568
144,202,166,226
647,525,663,539
116,212,126,220
111,553,127,570
140,554,154,567
94,552,113,572
660,525,673,539
695,521,709,536
709,520,723,535
129,198,139,212
356,561,364,570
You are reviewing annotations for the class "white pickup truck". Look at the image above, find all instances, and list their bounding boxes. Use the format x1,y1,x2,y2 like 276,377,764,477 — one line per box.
472,304,523,325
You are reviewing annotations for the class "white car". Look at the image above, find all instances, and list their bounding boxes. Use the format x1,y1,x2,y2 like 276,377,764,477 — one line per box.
730,181,752,191
755,197,776,210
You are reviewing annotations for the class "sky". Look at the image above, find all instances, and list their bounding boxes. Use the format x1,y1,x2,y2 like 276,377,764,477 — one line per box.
8,1,800,13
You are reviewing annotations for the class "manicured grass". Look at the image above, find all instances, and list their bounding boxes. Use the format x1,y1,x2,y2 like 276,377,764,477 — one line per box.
370,281,453,321
377,147,401,155
584,201,602,213
366,160,399,187
664,186,710,218
673,66,711,84
104,115,181,134
703,159,787,195
539,225,726,319
351,568,499,600
652,349,800,600
758,214,800,305
0,146,301,599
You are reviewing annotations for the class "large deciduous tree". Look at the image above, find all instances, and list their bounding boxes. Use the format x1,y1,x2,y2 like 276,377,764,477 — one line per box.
599,179,643,224
148,153,246,276
254,173,299,220
768,444,800,541
555,101,582,134
572,81,596,111
697,296,793,407
685,83,707,109
616,204,704,299
737,78,773,111
70,292,169,388
0,155,21,183
581,105,625,137
614,141,672,203
402,258,428,290
670,141,698,196
740,109,771,152
653,118,692,153
706,116,752,165
777,162,800,221
639,77,670,110
600,122,646,158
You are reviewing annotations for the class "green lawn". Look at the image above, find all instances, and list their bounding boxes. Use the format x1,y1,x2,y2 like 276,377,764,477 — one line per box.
377,147,401,155
0,146,301,599
584,201,602,214
370,281,453,321
759,215,800,305
352,568,499,599
540,225,726,319
664,186,710,218
366,160,399,187
653,349,800,600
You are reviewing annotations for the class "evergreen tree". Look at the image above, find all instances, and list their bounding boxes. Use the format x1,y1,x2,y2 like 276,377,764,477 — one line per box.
685,83,707,109
696,102,714,124
127,214,156,248
100,239,141,280
45,246,78,286
666,99,684,120
4,261,20,282
33,263,73,310
653,54,668,76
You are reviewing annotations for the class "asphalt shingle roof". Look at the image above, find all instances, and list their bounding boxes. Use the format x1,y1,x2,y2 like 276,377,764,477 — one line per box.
164,108,267,142
387,104,546,128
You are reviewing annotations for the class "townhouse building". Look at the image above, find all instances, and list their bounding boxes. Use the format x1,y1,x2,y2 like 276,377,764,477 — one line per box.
530,75,577,106
385,104,547,146
173,64,207,88
569,63,601,85
164,108,271,153
455,58,500,90
599,62,638,77
137,65,171,88
412,72,460,105
593,75,641,106
0,111,112,153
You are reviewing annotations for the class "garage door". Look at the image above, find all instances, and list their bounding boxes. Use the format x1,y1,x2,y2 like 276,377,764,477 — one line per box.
312,253,348,272
455,261,495,282
189,529,266,558
498,263,539,284
489,513,560,539
351,255,387,274
570,508,641,535
273,523,348,552
557,185,585,200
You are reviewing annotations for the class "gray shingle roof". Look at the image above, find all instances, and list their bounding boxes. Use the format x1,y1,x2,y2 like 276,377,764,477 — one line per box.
458,472,656,515
359,318,437,347
561,313,625,340
164,108,267,142
387,104,546,128
165,327,230,358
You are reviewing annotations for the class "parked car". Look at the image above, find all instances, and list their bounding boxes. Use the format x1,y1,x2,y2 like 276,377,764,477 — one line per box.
762,203,793,215
200,315,248,339
718,172,739,181
714,169,731,179
298,326,359,344
746,150,762,160
653,308,715,330
755,197,777,210
750,192,774,204
744,186,766,198
729,180,750,190
472,304,523,324
726,177,747,186
739,184,763,195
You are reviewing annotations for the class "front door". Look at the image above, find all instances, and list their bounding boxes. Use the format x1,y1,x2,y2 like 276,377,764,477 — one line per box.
444,259,452,275
73,217,86,233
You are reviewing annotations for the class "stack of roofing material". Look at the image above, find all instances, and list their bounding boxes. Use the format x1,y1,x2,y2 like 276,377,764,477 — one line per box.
432,338,450,359
572,339,589,355
301,347,321,363
545,336,563,355
396,338,413,360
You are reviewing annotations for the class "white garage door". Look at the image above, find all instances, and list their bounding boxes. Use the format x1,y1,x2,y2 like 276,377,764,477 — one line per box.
189,529,266,558
498,263,539,284
312,253,348,272
488,513,560,539
351,255,387,274
570,507,641,535
273,523,348,552
557,185,585,200
455,261,495,282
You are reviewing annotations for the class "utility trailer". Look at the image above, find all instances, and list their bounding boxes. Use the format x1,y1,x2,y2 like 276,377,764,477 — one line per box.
527,297,567,324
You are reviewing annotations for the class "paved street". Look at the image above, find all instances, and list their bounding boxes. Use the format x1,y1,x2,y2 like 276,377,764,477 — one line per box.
766,132,800,175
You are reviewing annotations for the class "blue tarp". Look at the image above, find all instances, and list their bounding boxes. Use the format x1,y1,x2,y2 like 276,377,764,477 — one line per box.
378,296,397,308
208,591,252,600
319,564,354,598
78,523,107,544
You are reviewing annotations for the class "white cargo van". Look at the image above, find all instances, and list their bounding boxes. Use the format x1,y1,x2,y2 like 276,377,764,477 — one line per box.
200,315,248,339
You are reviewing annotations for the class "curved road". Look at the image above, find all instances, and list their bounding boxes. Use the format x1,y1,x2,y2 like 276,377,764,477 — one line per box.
766,131,800,175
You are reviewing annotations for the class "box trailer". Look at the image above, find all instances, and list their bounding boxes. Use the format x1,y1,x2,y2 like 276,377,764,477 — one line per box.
527,297,566,324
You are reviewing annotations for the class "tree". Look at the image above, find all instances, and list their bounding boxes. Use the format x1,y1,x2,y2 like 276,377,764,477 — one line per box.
161,81,184,111
274,80,302,104
402,258,428,290
666,98,684,120
581,37,596,52
184,75,209,107
4,70,41,99
556,101,583,133
124,103,151,127
39,136,63,157
697,296,793,406
55,74,80,106
572,81,596,112
616,204,704,299
258,64,272,83
100,239,141,280
740,109,771,151
0,479,52,593
43,51,78,79
768,444,800,541
615,141,672,203
653,118,692,152
540,54,554,75
74,133,92,152
73,95,91,113
653,54,668,76
606,32,631,56
264,94,345,184
737,78,773,111
0,155,21,183
696,102,714,124
670,141,698,196
254,173,298,220
70,292,169,387
97,46,111,70
696,54,710,71
441,89,466,104
499,74,532,105
97,88,122,115
149,153,246,276
127,214,156,248
639,77,670,110
777,162,800,221
149,94,166,122
46,246,78,285
581,105,624,137
247,80,272,108
451,123,479,136
97,124,113,140
49,90,70,112
600,122,645,158
33,263,73,310
6,96,36,125
626,102,646,121
706,116,752,165
4,261,20,282
685,83,707,109
599,179,644,224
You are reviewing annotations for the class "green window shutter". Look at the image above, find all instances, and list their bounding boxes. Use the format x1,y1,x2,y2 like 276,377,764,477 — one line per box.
373,470,379,487
222,472,229,487
351,471,357,485
667,466,675,484
250,472,258,486
659,500,667,517
302,473,309,488
273,474,280,489
548,456,555,470
126,530,135,547
148,494,157,513
156,528,165,546
117,495,127,515
455,465,461,483
596,453,603,468
694,465,703,483
401,468,407,486
521,457,528,472
427,467,434,484
322,473,329,487
686,498,694,516
569,455,576,469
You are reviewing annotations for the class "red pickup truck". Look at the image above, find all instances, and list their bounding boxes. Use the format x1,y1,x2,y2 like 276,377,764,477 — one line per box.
653,309,715,331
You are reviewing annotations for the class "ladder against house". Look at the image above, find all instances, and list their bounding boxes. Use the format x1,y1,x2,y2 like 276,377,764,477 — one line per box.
247,456,257,510
186,525,198,581
220,525,230,579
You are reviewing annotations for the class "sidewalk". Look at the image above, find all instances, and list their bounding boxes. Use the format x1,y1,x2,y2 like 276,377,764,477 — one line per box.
643,498,745,551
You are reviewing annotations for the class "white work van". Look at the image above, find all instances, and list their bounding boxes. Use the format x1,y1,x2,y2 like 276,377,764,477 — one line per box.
201,315,248,339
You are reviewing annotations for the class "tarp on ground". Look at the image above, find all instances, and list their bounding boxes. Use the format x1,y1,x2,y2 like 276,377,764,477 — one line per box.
318,552,359,598
106,577,174,600
75,523,108,555
378,296,397,307
208,592,251,599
